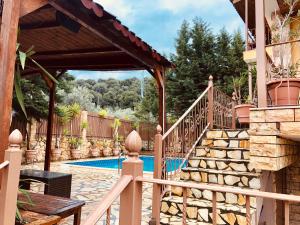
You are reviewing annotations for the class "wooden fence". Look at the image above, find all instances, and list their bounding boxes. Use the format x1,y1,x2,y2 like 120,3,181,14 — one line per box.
10,112,156,149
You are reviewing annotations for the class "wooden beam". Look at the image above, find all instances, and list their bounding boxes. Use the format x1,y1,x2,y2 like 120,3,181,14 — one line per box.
155,69,166,134
20,21,61,30
34,47,122,57
255,0,268,107
49,0,160,70
0,0,22,162
20,0,49,18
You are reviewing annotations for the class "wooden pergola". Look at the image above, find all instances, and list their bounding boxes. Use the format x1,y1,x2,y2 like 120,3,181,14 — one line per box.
0,0,173,169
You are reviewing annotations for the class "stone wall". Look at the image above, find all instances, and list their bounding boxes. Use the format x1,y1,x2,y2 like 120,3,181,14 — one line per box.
287,161,300,225
249,107,300,171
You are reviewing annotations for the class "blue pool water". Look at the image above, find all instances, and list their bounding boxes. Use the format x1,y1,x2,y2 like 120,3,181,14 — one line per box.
66,156,186,172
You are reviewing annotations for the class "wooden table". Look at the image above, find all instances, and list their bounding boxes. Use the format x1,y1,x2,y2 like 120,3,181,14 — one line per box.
18,210,61,225
20,169,72,198
18,192,85,225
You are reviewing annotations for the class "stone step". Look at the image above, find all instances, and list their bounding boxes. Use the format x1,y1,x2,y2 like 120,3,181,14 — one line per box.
180,167,261,189
202,138,250,149
161,196,256,225
195,147,250,160
206,130,249,139
188,157,259,173
161,214,211,225
170,184,257,207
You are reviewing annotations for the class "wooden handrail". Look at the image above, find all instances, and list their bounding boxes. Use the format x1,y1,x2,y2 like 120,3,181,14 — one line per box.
266,38,300,48
174,123,210,174
0,161,9,170
162,85,211,140
136,177,300,202
82,175,133,225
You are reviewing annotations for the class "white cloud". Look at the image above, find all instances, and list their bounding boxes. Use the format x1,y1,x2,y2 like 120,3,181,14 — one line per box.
94,0,135,25
158,0,225,13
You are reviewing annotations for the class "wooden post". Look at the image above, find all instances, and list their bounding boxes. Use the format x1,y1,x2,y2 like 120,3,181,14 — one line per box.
0,130,23,225
255,0,268,107
245,0,249,51
232,92,237,129
44,82,56,171
150,125,163,225
248,65,253,102
155,68,166,134
0,0,22,162
119,131,143,225
207,76,214,129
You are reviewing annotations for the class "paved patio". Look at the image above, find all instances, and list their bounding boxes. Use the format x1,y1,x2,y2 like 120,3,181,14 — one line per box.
21,158,154,225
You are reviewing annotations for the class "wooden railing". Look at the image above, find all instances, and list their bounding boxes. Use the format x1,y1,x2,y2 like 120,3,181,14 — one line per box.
83,130,300,225
158,76,235,182
0,130,23,225
82,175,132,225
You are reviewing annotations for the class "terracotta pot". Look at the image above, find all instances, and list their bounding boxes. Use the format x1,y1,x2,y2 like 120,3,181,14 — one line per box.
25,149,37,163
90,147,99,157
71,148,81,159
113,148,120,156
267,78,300,106
113,143,121,156
102,147,111,157
51,148,61,161
235,104,255,124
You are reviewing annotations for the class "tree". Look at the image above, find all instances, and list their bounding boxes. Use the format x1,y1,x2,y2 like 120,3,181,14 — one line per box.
166,19,216,116
135,77,158,122
166,19,248,117
214,28,232,93
61,86,96,112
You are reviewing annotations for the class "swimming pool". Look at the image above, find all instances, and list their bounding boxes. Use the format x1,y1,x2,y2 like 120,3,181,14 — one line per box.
66,156,185,172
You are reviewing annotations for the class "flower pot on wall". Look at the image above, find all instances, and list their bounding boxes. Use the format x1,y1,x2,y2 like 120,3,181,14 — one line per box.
90,147,99,157
70,148,81,159
113,142,121,156
235,104,255,124
103,147,111,157
51,147,61,161
25,149,37,163
267,78,300,106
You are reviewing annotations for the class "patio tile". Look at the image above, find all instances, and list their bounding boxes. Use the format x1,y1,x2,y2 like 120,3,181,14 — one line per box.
22,160,153,225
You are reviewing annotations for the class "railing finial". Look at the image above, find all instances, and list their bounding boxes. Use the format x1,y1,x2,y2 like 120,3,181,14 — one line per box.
9,129,23,146
125,130,142,157
209,75,213,81
156,125,162,134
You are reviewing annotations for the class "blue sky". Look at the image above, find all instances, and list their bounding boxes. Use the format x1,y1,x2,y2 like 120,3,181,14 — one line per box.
71,0,243,80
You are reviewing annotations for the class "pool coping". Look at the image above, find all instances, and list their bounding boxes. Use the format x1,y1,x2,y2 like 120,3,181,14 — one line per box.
64,155,155,174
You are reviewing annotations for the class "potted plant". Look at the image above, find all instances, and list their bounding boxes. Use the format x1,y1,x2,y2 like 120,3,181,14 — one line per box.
112,118,122,156
102,140,112,157
233,73,256,124
267,0,300,106
52,105,71,160
90,139,99,157
25,142,37,164
68,137,82,159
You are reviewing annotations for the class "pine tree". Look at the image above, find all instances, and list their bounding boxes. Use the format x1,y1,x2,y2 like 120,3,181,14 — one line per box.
166,19,216,116
214,28,232,93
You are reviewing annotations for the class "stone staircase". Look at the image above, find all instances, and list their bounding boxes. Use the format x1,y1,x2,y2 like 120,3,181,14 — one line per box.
160,129,261,225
